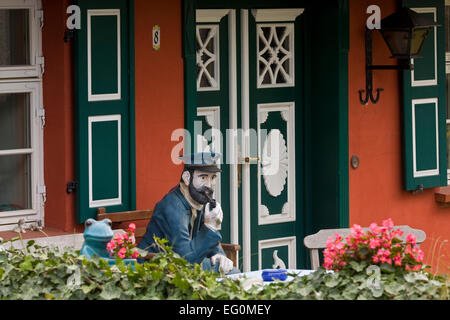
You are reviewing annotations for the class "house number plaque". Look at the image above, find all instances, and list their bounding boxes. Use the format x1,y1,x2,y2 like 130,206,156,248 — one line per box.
152,25,160,51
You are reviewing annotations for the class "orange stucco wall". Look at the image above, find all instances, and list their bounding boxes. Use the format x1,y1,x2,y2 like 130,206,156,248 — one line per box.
349,0,449,272
134,0,184,211
42,0,78,232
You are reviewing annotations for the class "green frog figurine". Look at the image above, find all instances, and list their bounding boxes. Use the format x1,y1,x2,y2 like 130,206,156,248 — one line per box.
80,218,114,259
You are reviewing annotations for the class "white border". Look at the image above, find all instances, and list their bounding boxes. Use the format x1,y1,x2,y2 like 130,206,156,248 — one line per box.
196,9,229,23
258,236,296,270
251,8,304,22
88,114,122,208
228,10,239,255
241,9,252,272
412,98,440,178
0,81,44,228
257,23,295,88
410,8,438,87
87,9,121,102
257,102,296,225
196,24,220,92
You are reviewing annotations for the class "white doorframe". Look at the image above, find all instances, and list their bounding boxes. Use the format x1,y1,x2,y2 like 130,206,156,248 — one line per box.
240,9,251,272
227,10,239,252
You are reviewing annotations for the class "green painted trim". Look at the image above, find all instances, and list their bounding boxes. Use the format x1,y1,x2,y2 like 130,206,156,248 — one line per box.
302,8,313,268
183,0,197,154
129,0,136,210
337,0,349,228
309,0,349,233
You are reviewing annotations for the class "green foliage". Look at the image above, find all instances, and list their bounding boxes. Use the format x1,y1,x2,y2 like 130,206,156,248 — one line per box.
253,263,449,300
0,238,448,300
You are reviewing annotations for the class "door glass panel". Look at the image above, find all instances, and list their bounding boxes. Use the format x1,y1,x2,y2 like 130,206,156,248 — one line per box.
257,23,294,87
196,25,220,90
0,154,32,212
0,93,31,150
0,9,30,66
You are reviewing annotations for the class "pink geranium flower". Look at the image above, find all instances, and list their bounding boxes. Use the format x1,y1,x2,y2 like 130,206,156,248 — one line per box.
406,233,417,246
369,238,381,249
118,247,127,259
107,223,140,259
322,218,424,272
369,223,380,235
128,223,136,233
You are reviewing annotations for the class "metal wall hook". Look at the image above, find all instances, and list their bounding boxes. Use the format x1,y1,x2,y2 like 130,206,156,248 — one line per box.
360,28,385,105
359,28,410,105
359,87,383,105
370,87,383,103
358,89,369,105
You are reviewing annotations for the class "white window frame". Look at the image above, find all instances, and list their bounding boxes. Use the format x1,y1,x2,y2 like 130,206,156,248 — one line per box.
0,0,43,80
0,82,44,230
0,0,44,230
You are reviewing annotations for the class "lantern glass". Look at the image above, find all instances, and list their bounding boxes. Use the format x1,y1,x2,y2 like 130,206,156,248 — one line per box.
410,28,430,56
380,29,411,58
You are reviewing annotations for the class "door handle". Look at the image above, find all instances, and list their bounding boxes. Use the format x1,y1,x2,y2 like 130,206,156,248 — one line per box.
244,156,260,163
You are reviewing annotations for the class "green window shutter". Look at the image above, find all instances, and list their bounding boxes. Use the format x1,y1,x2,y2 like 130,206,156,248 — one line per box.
402,0,447,191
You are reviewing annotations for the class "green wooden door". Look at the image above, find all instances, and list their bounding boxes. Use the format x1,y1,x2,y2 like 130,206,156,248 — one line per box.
246,9,305,271
188,4,306,272
75,0,135,222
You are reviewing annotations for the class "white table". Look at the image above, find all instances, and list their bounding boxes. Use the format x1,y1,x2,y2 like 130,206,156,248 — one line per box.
224,269,316,289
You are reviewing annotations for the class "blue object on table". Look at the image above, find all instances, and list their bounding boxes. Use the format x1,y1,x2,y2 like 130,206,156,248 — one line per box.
80,218,136,270
261,269,288,281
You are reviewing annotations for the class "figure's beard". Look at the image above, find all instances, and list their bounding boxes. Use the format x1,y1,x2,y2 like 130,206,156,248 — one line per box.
189,183,214,205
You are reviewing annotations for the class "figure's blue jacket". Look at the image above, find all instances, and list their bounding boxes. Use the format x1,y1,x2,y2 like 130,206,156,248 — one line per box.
137,185,224,265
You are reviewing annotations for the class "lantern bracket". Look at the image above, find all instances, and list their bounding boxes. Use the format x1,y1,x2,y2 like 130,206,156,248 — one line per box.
359,28,413,105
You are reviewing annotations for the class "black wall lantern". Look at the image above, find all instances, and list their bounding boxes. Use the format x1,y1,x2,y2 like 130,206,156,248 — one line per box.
359,7,439,105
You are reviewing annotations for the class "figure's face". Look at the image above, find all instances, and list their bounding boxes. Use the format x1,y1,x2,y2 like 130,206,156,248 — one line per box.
182,169,217,205
191,170,217,190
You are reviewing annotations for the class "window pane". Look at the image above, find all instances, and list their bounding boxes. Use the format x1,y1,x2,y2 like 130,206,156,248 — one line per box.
0,9,30,66
0,93,30,150
0,154,32,212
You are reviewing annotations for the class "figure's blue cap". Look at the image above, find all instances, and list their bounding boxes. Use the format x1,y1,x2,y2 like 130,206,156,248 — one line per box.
179,152,221,172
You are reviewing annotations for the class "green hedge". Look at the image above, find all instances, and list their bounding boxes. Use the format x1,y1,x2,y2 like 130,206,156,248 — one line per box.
0,239,448,300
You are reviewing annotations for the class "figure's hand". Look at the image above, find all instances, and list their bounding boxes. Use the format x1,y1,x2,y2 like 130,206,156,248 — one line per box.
211,254,233,274
204,201,223,231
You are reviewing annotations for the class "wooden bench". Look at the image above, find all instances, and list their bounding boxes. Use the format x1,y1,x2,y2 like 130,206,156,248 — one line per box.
303,225,426,270
97,207,241,267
